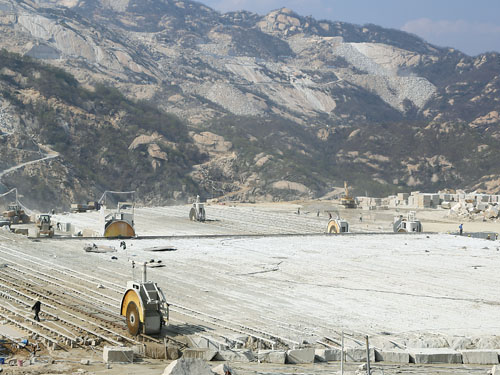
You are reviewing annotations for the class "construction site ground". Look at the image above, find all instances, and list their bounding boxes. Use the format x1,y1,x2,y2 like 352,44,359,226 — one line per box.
0,201,499,374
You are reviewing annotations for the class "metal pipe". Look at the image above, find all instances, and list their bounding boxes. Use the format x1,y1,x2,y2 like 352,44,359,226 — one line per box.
341,331,344,375
142,262,147,283
366,335,371,375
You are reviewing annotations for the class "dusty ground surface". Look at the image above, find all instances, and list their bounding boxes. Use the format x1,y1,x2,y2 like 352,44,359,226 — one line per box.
0,201,498,374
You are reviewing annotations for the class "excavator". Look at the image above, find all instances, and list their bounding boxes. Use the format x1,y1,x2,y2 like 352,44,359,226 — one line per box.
340,181,357,208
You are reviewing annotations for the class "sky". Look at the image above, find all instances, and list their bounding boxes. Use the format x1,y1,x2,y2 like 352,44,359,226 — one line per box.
200,0,500,56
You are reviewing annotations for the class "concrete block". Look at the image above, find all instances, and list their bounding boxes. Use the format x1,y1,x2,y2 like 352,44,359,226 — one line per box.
257,350,286,364
492,364,500,375
461,350,499,365
103,346,133,363
410,348,462,364
214,349,254,362
345,348,375,362
286,348,315,364
315,348,341,362
374,349,409,363
182,348,217,361
163,358,213,375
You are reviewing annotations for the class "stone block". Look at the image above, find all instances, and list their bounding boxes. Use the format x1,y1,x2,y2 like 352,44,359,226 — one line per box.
286,348,315,364
461,350,499,365
182,348,217,361
345,348,375,362
315,348,341,362
214,349,254,362
167,346,181,360
163,358,213,375
492,364,500,375
191,336,227,350
374,349,409,363
257,350,286,364
103,346,133,363
410,348,462,364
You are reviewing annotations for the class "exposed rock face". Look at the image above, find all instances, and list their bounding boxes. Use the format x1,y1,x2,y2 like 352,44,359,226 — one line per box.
0,0,499,203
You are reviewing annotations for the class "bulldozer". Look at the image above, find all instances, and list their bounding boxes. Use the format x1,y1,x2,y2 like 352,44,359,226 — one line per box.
340,181,357,208
3,202,30,224
36,214,54,237
120,261,169,336
189,195,206,222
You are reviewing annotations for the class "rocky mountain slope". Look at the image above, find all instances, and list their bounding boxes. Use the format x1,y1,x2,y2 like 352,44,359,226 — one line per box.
0,0,500,207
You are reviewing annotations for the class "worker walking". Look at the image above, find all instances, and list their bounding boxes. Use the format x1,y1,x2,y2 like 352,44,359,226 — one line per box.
459,223,463,236
32,299,41,322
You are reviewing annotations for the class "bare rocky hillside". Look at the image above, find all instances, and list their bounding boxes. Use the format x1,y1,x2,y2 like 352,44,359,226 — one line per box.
0,0,500,207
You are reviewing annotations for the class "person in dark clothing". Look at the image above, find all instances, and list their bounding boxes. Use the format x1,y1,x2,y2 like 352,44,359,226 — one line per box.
459,223,463,236
32,300,41,322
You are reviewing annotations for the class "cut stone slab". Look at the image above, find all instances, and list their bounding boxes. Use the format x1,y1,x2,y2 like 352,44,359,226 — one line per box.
257,350,286,364
212,363,236,375
461,350,499,365
163,358,214,375
103,346,133,363
214,349,254,362
374,349,409,363
286,348,315,364
492,364,500,375
182,348,218,361
191,336,227,350
0,324,28,340
345,348,375,362
410,348,462,364
315,348,341,362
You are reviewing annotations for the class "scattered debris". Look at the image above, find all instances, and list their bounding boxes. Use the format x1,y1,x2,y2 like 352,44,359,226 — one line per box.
144,246,177,252
84,243,117,253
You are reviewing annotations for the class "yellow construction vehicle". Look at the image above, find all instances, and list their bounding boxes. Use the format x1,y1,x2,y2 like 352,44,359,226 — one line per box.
120,262,169,336
3,202,30,224
340,181,357,208
36,214,54,237
327,216,350,234
103,202,135,238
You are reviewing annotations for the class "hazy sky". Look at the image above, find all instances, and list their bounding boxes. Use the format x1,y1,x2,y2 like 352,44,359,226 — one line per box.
200,0,500,56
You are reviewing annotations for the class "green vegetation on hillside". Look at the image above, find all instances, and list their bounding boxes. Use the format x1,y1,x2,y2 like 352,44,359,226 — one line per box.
0,50,205,206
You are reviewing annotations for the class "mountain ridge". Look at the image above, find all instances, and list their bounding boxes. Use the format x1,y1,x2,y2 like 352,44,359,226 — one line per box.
0,0,499,208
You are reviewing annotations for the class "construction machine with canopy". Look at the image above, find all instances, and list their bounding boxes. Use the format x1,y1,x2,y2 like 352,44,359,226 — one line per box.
99,191,136,238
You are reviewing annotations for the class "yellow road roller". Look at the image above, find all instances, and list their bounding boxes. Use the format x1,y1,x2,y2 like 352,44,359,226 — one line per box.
327,218,349,234
120,262,169,335
103,202,135,238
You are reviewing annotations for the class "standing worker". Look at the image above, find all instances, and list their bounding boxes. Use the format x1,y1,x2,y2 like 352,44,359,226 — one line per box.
32,299,41,322
459,223,463,236
359,214,363,223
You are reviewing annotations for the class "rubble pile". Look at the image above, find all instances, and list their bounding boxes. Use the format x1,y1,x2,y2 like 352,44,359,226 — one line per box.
448,200,499,221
